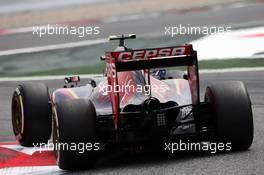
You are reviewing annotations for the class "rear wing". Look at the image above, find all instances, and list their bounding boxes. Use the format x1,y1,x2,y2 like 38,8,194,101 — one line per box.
106,44,196,72
105,44,200,129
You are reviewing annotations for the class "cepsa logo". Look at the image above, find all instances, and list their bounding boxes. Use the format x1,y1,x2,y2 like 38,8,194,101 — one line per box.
115,47,188,60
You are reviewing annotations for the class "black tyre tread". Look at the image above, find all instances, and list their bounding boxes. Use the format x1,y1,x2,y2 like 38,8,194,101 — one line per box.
205,81,254,150
12,83,51,147
55,99,97,170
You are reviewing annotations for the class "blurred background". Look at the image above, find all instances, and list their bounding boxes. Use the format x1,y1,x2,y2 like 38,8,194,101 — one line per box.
0,0,263,77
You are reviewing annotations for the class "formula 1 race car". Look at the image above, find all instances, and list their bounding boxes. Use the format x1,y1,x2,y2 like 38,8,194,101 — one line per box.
11,34,254,170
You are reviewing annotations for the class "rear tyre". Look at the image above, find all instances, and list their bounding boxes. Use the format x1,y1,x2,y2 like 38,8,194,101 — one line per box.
11,83,51,147
205,81,254,150
54,99,99,170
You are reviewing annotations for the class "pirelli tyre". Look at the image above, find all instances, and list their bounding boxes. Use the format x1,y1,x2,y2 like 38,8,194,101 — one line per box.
54,99,100,170
11,83,52,147
205,81,254,151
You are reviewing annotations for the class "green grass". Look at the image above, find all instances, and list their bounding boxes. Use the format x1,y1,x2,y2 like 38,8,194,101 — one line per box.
24,62,105,76
199,58,264,69
2,58,264,77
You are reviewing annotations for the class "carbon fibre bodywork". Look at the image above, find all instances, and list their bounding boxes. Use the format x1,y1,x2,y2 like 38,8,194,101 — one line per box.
52,71,192,116
52,70,197,142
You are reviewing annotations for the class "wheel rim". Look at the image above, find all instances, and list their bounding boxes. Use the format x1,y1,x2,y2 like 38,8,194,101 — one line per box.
52,107,60,163
12,95,23,138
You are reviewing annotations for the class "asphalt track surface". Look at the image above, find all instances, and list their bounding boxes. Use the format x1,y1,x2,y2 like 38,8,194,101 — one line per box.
0,70,264,174
0,2,264,51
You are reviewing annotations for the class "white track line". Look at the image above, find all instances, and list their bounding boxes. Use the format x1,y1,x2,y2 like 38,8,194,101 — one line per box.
199,67,264,74
191,26,264,59
0,67,264,82
0,166,60,175
103,12,160,23
0,39,107,56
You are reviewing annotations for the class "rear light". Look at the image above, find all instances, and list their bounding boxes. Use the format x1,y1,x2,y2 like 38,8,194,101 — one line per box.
156,113,166,126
